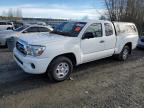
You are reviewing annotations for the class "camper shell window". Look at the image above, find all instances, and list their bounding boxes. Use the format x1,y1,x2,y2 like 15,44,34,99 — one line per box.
114,23,137,35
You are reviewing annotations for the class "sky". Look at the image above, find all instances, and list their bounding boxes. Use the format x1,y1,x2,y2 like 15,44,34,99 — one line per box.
0,0,105,19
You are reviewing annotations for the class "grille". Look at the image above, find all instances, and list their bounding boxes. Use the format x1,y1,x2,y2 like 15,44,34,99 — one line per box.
16,41,27,56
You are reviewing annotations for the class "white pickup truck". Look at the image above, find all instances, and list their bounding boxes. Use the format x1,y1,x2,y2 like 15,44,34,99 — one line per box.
13,20,138,82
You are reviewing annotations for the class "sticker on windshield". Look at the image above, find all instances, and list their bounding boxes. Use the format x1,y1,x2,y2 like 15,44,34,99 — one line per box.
74,27,81,32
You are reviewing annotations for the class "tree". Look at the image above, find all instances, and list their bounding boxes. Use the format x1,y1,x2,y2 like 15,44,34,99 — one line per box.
2,8,23,21
99,15,107,20
104,0,144,35
16,8,22,18
81,16,89,20
2,11,7,17
8,8,13,17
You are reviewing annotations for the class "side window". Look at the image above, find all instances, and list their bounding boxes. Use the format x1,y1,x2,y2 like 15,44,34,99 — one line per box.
85,23,103,38
38,27,50,32
115,24,137,35
25,27,39,33
0,22,6,25
104,23,113,36
7,22,12,25
126,25,137,33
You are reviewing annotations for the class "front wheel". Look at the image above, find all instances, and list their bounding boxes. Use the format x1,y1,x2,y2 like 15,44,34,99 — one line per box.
47,56,73,82
117,46,130,61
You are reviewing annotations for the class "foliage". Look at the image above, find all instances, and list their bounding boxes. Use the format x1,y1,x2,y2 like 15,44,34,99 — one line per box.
104,0,144,35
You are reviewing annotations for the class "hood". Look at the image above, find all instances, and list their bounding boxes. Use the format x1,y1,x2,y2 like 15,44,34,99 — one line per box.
19,33,74,45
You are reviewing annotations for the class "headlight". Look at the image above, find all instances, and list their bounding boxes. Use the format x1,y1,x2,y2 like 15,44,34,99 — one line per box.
26,45,46,56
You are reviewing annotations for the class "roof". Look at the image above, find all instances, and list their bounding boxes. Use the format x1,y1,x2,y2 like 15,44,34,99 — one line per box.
113,21,135,25
69,20,136,25
70,19,111,23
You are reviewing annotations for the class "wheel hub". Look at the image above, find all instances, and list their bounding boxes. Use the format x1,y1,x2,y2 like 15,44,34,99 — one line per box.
55,62,69,79
123,49,129,60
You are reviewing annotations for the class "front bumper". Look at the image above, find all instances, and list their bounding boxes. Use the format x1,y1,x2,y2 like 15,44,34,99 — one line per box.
13,48,51,74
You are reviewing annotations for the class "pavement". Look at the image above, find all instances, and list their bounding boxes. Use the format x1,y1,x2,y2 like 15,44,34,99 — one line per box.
0,47,144,108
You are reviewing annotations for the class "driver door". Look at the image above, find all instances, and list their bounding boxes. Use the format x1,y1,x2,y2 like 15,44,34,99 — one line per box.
81,23,106,63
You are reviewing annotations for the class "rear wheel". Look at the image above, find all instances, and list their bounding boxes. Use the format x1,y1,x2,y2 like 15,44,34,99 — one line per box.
117,46,130,61
47,56,73,82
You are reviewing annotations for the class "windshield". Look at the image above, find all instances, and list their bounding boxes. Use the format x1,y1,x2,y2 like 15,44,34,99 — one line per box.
51,21,86,37
14,25,29,32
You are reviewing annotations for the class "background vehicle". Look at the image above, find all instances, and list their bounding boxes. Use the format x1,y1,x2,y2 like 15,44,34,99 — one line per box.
0,21,14,31
137,36,144,48
12,21,24,29
0,24,53,47
13,20,139,82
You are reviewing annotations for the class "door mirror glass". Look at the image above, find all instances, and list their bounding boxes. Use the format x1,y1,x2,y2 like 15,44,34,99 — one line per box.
83,32,94,39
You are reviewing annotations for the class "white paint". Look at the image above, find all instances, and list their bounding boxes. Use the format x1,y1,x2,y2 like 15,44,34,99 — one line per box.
13,20,139,74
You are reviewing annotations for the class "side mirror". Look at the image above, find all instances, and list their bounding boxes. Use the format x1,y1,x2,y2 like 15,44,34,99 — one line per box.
82,32,94,39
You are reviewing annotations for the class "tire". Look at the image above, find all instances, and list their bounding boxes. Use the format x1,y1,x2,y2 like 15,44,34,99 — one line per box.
47,56,73,82
117,46,130,61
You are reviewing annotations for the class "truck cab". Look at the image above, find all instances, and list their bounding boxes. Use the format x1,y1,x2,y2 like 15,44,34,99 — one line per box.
13,20,138,82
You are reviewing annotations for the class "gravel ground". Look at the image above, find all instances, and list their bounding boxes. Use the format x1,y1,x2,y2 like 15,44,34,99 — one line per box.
0,47,144,108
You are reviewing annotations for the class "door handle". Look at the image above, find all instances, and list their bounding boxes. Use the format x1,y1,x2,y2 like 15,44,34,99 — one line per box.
99,40,105,43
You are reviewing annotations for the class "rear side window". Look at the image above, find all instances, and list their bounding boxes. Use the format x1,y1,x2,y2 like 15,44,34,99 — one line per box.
125,25,137,33
26,27,39,33
38,27,50,32
115,23,137,35
0,22,6,25
104,23,113,36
